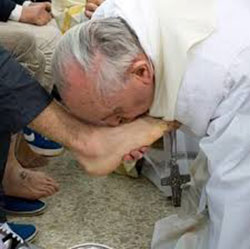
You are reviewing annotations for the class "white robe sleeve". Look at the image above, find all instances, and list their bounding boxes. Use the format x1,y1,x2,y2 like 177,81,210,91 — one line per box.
199,48,250,249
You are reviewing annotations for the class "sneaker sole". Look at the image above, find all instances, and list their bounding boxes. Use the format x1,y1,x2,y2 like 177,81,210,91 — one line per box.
3,202,47,217
28,145,64,157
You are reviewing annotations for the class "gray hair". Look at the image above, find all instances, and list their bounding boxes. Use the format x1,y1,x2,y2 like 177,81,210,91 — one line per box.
52,17,144,97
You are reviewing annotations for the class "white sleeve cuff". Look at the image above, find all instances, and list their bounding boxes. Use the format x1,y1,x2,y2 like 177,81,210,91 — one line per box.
23,1,32,7
9,4,23,21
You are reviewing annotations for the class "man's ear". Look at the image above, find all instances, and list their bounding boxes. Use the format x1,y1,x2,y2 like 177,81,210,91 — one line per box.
130,55,153,85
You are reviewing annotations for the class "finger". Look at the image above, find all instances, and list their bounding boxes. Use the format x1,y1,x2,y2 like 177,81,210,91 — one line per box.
87,0,101,5
36,16,50,26
94,0,103,6
85,10,93,19
86,3,98,12
44,2,52,12
44,11,52,23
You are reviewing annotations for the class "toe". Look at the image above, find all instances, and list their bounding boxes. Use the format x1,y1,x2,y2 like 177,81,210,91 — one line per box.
45,178,59,190
46,181,60,192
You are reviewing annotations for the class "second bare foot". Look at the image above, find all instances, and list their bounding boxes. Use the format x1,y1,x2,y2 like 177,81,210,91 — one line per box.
3,166,59,200
3,138,59,200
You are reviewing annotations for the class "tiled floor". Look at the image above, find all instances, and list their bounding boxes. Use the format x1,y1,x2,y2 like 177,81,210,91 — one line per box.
9,152,176,249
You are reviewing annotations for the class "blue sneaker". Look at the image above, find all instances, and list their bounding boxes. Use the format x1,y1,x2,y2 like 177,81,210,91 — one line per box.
23,127,64,156
7,223,37,242
3,196,47,216
0,222,41,248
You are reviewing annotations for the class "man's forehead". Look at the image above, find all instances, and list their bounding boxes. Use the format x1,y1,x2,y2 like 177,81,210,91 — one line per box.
65,54,106,90
90,51,105,75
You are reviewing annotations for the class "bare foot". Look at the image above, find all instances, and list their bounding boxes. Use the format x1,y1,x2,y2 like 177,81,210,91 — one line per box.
15,134,48,168
74,116,180,176
3,138,59,200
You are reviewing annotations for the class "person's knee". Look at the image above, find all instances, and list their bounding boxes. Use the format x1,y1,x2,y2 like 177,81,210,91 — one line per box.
15,33,46,79
0,30,34,58
9,32,37,61
17,32,35,53
22,48,46,83
35,21,62,56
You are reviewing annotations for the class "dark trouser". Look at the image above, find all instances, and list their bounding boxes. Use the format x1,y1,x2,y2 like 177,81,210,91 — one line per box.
0,133,10,222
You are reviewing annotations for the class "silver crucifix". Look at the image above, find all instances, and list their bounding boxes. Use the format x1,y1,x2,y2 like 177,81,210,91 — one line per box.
161,130,191,207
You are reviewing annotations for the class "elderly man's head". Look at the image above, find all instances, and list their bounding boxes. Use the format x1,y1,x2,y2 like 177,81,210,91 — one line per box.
52,18,154,126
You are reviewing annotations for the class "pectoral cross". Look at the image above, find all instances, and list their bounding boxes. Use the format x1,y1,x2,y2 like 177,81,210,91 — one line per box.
161,131,190,207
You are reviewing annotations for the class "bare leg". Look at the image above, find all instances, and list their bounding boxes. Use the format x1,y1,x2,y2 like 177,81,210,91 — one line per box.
3,137,59,200
75,116,180,176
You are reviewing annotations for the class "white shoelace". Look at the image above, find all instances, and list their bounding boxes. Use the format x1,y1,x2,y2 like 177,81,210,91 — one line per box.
0,223,24,246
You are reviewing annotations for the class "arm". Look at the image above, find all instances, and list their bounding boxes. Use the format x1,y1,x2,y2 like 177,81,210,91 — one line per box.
199,49,250,249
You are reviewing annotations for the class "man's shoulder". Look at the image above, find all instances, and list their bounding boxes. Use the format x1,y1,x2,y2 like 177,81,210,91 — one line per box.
188,0,250,75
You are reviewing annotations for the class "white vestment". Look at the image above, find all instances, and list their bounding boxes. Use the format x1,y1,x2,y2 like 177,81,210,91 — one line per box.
94,0,250,248
174,0,250,248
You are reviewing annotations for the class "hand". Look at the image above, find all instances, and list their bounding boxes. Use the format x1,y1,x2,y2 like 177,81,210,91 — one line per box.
20,2,52,26
85,0,104,19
